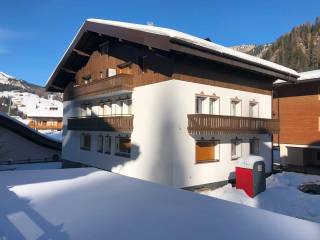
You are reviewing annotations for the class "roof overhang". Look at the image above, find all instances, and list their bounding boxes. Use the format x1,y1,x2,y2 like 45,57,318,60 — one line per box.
46,19,299,92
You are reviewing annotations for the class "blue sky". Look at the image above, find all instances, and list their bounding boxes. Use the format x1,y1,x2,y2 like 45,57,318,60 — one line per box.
0,0,319,86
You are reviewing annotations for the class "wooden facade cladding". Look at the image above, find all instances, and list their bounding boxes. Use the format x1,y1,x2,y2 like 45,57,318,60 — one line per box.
61,41,274,100
273,81,320,145
188,114,279,135
64,73,133,100
67,116,133,132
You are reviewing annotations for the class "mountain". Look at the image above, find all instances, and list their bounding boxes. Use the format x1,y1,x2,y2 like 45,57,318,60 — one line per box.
0,72,62,101
231,17,320,72
231,44,271,58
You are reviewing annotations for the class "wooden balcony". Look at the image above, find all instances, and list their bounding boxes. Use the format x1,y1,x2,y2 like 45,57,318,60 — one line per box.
67,115,133,132
187,114,279,135
64,74,133,100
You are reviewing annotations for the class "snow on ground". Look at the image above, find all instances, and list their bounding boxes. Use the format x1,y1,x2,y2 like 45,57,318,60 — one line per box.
0,162,61,171
0,168,319,240
201,172,320,223
40,130,63,142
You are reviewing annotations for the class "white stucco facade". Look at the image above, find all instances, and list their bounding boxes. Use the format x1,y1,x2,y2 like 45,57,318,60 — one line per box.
62,79,273,188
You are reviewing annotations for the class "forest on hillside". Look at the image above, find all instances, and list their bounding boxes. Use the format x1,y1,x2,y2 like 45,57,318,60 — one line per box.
260,17,320,72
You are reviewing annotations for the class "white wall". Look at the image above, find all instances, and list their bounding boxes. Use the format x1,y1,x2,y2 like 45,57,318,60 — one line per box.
62,79,272,187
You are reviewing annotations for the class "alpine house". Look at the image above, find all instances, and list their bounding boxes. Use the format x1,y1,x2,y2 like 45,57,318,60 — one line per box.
46,19,299,188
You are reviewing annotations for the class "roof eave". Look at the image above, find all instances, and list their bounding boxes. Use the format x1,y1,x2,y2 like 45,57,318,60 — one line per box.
46,20,299,92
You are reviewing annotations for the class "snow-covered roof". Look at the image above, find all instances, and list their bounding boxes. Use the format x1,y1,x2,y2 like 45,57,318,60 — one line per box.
0,168,319,239
88,19,298,76
26,105,63,118
46,19,298,91
0,111,62,145
274,69,320,86
298,70,320,81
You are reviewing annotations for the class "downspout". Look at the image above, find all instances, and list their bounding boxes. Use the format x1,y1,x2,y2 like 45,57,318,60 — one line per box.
271,80,283,173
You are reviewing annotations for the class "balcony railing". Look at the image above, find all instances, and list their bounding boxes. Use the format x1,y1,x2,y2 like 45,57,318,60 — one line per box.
187,114,279,135
67,115,133,132
64,74,133,100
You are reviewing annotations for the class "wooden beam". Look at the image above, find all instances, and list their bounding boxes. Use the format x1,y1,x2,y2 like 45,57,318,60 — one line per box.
62,68,77,74
50,85,64,91
73,49,90,57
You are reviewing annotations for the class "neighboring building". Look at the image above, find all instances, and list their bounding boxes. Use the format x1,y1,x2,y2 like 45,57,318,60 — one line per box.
273,70,320,169
46,19,298,188
7,91,63,130
26,100,63,131
0,112,61,164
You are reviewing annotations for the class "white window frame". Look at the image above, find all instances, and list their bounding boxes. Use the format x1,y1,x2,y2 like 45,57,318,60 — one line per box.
103,101,112,116
86,104,92,117
231,138,242,160
123,99,132,115
230,99,241,116
209,97,220,115
249,100,259,118
196,96,206,114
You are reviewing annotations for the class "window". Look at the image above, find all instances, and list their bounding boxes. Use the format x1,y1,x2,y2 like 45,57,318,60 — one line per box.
42,120,47,126
115,101,123,115
123,100,132,115
80,104,92,117
317,152,320,161
196,96,205,114
103,101,112,116
86,104,92,117
230,99,241,116
98,103,104,116
97,135,103,153
104,136,112,154
107,68,117,77
92,105,100,117
249,138,259,155
80,104,86,117
209,97,219,115
195,140,220,163
115,137,131,157
112,102,118,115
249,101,259,118
231,138,242,160
80,133,91,151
